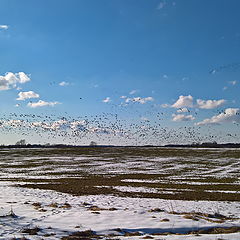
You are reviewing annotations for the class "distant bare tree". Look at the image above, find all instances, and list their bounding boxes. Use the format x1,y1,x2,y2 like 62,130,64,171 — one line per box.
15,139,26,146
89,141,97,146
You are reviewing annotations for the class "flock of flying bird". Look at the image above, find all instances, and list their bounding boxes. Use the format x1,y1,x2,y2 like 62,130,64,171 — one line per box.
0,103,238,145
0,64,239,145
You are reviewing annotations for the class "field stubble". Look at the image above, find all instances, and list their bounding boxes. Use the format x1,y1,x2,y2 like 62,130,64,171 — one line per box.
0,147,239,201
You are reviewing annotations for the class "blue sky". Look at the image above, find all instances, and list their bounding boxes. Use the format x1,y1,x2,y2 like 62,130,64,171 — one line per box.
0,0,240,145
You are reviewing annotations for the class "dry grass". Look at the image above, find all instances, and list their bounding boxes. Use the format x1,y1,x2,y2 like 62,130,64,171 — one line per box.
16,174,240,201
0,147,239,201
61,230,99,240
190,226,240,235
169,211,239,223
22,226,41,235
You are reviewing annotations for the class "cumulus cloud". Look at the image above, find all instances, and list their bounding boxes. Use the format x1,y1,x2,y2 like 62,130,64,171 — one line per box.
102,97,111,103
59,81,70,86
1,119,23,128
135,97,154,104
196,99,226,109
161,103,170,108
172,95,194,108
172,114,195,122
32,119,115,135
0,72,30,90
32,119,69,131
171,95,226,110
129,90,138,95
0,117,125,138
17,91,40,101
177,107,189,113
0,25,9,30
27,100,60,108
126,96,154,104
70,120,87,131
196,108,240,126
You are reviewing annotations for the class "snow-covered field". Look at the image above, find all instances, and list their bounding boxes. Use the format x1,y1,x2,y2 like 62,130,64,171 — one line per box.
0,147,239,239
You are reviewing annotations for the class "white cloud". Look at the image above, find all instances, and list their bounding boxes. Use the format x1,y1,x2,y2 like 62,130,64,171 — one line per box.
0,72,30,90
196,108,240,126
229,80,237,85
177,107,189,113
135,97,153,104
16,72,30,83
59,81,70,86
177,108,189,113
0,25,9,30
172,114,195,122
223,86,228,91
27,100,60,108
172,95,194,108
161,103,170,108
125,98,132,103
29,120,70,131
0,118,124,137
196,99,226,109
129,90,137,95
120,95,127,99
157,1,166,10
163,74,168,79
1,119,23,128
125,96,154,104
140,117,149,121
171,95,226,109
102,97,111,103
17,91,40,101
70,120,87,131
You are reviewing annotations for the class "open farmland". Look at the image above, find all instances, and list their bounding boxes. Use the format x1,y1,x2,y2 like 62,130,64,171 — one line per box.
0,147,240,239
0,147,239,201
